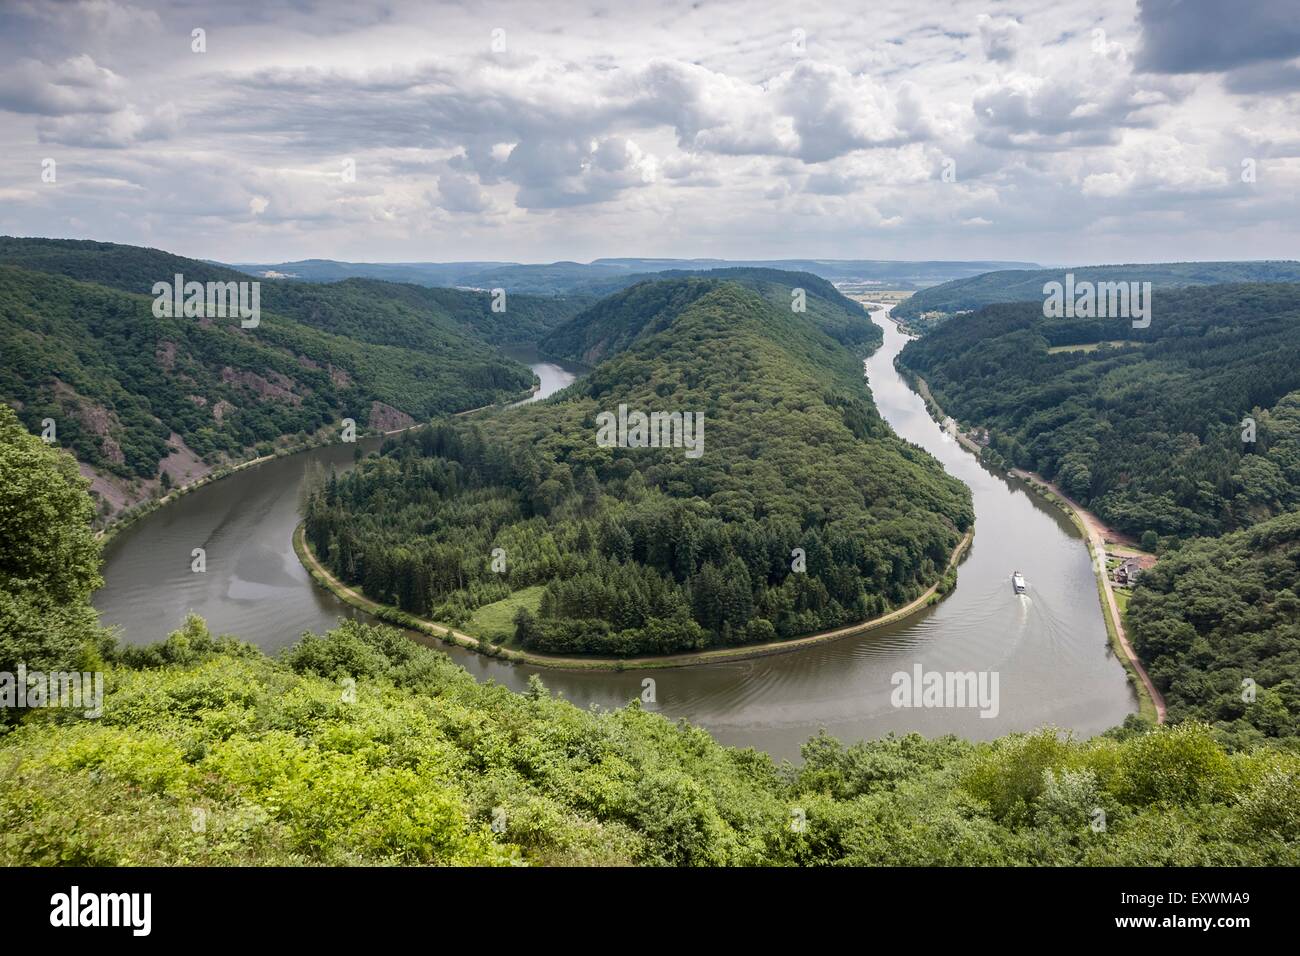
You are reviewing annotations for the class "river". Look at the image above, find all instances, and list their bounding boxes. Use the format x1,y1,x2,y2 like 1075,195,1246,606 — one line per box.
95,319,1135,760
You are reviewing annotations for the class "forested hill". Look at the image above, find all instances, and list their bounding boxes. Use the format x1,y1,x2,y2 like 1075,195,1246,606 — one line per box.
232,256,1038,296
541,268,882,365
892,260,1300,322
0,240,548,522
898,282,1300,540
0,237,587,348
304,275,971,657
1128,510,1300,751
898,282,1300,747
3,405,1297,866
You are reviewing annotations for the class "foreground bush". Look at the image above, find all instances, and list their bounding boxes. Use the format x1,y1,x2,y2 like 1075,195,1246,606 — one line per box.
2,616,1295,867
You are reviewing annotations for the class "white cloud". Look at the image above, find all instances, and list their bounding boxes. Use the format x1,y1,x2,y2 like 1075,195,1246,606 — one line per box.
0,55,126,115
977,14,1022,62
0,0,1293,263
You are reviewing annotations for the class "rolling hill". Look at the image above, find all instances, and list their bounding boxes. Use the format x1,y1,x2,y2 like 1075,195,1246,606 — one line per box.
0,237,588,348
232,256,1040,295
540,268,881,365
0,238,555,521
898,282,1300,539
303,270,971,656
892,261,1300,325
898,282,1300,747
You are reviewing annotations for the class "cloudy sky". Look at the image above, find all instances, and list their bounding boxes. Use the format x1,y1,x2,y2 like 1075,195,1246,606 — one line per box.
1,0,1298,265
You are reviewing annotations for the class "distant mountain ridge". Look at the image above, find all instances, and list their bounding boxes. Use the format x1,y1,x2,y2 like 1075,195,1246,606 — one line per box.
229,256,1041,295
892,260,1300,322
0,238,586,347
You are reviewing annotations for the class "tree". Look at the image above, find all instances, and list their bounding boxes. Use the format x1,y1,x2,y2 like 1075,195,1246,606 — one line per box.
514,607,541,647
0,403,106,699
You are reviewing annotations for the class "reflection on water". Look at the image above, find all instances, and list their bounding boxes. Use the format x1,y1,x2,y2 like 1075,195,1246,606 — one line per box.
502,346,589,405
96,314,1135,760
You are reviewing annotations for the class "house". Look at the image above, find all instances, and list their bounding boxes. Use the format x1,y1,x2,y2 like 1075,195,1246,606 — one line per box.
1114,559,1142,585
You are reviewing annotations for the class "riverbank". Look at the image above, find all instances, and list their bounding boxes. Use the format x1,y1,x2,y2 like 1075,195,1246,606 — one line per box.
93,385,540,544
295,523,974,671
1006,469,1165,724
889,327,1163,724
97,447,284,544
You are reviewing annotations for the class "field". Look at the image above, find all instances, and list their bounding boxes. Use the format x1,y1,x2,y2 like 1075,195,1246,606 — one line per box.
1046,341,1143,354
464,586,546,642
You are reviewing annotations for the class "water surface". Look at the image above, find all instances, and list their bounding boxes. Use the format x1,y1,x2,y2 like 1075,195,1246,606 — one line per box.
97,315,1135,759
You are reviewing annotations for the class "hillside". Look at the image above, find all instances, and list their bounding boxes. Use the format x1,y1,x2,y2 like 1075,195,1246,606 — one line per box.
282,278,589,347
304,273,970,656
232,256,1039,296
540,268,881,365
898,283,1300,539
892,261,1300,323
1128,510,1300,751
4,614,1296,866
897,282,1300,746
0,237,587,348
2,316,1296,870
0,240,544,520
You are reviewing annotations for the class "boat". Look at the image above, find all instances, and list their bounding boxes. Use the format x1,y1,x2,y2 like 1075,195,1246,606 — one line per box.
1012,571,1027,594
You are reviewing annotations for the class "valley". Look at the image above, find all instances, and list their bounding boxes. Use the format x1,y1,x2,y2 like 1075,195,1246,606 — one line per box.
2,0,1298,901
92,290,1135,758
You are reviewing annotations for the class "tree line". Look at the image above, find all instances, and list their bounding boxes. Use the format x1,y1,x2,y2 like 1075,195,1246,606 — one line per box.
304,276,971,656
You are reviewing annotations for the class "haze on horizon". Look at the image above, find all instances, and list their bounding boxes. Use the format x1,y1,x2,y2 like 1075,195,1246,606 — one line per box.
1,0,1297,266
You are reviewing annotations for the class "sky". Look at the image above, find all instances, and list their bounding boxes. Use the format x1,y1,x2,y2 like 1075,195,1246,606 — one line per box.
1,0,1298,265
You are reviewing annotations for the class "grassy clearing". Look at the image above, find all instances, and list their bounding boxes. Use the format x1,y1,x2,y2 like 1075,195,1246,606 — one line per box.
1046,340,1142,354
1107,544,1153,558
465,586,545,643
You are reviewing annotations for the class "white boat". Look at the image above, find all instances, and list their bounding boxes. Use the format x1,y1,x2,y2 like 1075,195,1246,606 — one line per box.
1012,571,1027,594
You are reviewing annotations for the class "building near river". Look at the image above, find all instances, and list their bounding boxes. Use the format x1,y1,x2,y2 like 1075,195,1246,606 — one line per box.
1114,559,1143,586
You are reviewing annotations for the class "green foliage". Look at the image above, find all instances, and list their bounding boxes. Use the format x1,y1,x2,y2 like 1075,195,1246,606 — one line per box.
1127,511,1300,749
0,238,546,489
0,432,1292,866
304,274,970,655
900,283,1300,539
3,618,1295,865
894,261,1300,321
0,403,105,689
541,268,882,364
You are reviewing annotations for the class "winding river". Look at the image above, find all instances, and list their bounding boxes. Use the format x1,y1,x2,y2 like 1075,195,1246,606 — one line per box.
95,318,1135,760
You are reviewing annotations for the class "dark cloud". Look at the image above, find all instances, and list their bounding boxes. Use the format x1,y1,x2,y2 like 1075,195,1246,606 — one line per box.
0,56,125,116
1224,59,1300,94
1136,0,1300,74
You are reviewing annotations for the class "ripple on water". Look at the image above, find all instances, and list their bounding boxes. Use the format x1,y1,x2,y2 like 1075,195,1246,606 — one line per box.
95,332,1136,761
